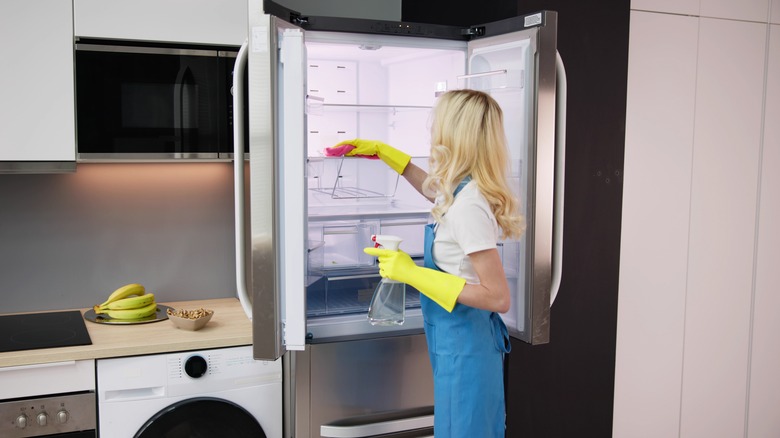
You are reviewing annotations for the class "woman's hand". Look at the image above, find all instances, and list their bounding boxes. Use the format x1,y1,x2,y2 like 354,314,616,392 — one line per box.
362,247,418,284
325,139,411,175
364,247,466,312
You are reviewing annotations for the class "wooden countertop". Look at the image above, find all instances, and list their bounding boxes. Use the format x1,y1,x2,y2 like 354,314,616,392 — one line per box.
0,298,252,368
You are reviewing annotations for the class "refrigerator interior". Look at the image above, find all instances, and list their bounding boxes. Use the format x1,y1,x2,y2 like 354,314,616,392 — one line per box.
301,31,533,337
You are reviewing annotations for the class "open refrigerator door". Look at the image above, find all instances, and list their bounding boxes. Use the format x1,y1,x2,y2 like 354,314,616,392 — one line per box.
235,13,307,361
463,12,565,344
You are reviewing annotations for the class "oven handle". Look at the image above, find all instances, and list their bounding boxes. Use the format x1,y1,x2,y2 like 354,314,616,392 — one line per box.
0,360,77,372
320,406,434,438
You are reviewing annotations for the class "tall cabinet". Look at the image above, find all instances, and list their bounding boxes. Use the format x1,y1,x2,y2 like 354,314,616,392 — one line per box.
0,0,76,168
617,1,780,436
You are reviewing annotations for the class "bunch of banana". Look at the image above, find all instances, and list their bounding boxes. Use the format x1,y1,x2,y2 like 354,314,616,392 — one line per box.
93,283,158,320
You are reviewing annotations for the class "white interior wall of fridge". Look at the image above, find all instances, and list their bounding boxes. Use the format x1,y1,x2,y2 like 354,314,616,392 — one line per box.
303,37,467,324
302,33,536,336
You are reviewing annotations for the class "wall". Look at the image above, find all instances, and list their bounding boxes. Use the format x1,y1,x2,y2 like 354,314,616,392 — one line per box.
616,0,780,436
403,1,629,437
0,164,237,313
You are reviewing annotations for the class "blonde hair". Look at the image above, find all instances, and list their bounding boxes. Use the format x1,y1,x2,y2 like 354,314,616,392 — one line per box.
422,89,525,240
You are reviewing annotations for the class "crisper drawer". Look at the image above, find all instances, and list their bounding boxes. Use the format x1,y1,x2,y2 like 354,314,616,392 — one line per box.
306,273,421,317
307,216,429,273
308,221,377,271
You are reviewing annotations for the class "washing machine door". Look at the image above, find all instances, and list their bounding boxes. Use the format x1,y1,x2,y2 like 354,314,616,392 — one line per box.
135,397,267,438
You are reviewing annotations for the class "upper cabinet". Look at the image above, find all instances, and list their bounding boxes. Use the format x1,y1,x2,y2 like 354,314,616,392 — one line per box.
74,0,247,45
0,0,76,166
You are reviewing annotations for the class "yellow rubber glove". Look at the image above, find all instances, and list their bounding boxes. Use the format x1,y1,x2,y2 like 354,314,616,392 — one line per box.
364,247,465,312
335,139,411,175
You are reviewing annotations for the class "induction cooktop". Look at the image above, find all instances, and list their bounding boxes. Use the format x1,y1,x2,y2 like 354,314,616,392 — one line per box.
0,310,92,353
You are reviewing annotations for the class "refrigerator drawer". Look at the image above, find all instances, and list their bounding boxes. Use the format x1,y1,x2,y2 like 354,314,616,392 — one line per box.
308,220,378,271
307,273,421,317
321,406,434,438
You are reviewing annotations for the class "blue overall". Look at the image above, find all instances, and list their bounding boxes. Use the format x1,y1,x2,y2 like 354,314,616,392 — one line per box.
422,177,511,438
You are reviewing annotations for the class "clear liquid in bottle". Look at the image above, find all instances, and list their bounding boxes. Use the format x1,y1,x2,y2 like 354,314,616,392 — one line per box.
368,279,406,326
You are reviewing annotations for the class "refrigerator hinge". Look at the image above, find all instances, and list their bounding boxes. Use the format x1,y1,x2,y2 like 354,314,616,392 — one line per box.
290,11,309,26
461,26,485,37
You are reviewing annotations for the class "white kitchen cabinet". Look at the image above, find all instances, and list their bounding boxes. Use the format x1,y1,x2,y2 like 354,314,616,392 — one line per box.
773,0,780,24
0,0,76,164
615,11,698,437
619,10,774,438
74,0,246,45
680,18,766,437
748,23,780,437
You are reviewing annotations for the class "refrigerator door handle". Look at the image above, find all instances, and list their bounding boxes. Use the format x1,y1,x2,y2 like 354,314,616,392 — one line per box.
233,39,252,319
550,51,567,305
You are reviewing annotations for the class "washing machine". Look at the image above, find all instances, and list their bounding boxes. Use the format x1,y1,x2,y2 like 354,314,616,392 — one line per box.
96,345,282,438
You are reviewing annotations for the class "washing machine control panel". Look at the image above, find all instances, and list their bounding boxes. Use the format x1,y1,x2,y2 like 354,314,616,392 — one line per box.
184,355,208,378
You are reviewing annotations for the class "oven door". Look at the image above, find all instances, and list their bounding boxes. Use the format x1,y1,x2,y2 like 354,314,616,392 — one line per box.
0,392,96,438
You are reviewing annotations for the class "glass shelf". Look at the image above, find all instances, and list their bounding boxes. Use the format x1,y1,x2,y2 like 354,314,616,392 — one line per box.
307,96,432,115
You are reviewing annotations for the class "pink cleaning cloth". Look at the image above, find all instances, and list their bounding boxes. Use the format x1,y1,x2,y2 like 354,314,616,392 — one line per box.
324,144,379,159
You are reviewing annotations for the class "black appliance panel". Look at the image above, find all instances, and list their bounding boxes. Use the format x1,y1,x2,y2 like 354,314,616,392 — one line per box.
0,310,92,353
75,42,241,158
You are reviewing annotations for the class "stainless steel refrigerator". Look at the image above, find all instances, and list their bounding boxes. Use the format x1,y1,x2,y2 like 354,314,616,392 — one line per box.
233,1,566,436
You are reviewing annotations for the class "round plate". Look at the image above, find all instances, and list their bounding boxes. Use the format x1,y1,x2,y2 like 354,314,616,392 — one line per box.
83,304,172,325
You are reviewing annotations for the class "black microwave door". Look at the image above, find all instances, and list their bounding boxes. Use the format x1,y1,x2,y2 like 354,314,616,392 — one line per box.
75,44,231,159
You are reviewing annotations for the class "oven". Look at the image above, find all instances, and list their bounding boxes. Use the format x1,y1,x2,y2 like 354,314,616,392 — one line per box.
0,360,97,437
74,39,245,161
0,311,96,437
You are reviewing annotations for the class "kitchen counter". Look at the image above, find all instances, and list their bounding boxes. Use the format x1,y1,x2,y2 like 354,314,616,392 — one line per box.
0,298,252,368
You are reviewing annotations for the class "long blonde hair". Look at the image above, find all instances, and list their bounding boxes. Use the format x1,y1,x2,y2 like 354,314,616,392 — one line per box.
422,89,525,240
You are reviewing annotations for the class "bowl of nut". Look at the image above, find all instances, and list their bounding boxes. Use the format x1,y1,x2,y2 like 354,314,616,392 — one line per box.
167,308,214,331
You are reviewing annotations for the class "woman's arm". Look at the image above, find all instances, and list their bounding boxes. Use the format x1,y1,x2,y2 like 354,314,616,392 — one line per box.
401,162,434,203
456,248,511,313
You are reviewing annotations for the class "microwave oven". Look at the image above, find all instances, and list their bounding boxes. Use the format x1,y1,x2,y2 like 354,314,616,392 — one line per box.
75,39,247,161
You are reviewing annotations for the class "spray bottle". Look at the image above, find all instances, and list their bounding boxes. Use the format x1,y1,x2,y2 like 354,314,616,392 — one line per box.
367,234,406,326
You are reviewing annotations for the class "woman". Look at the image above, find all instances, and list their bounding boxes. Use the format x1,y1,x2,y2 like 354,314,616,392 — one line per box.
330,89,524,437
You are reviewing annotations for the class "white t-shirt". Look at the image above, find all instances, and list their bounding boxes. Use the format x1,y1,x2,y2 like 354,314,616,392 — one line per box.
432,181,499,284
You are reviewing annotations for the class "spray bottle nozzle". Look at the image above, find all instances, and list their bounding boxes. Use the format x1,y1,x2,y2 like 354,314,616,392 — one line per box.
371,234,403,251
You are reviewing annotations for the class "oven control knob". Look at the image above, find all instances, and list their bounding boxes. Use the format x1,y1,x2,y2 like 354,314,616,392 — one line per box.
14,414,28,429
36,412,49,427
56,409,69,424
184,355,208,378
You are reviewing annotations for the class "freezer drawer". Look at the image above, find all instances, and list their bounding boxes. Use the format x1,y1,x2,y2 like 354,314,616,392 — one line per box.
290,334,434,438
321,407,433,438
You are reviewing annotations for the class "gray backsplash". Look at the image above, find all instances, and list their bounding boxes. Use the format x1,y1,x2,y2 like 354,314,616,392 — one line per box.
0,163,237,313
